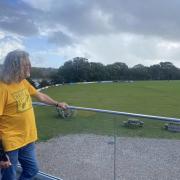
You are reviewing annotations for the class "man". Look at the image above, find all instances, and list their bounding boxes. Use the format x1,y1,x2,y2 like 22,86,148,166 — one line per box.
0,50,67,180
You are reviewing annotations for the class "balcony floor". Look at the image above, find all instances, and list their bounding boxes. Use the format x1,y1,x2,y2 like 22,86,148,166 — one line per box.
36,134,180,180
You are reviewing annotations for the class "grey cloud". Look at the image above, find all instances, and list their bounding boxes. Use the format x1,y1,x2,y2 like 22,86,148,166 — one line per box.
0,0,39,36
97,0,180,41
0,18,38,36
45,1,112,36
48,31,75,47
39,0,180,42
2,0,180,45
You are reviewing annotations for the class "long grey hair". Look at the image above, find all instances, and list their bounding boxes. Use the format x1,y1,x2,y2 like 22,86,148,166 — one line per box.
0,50,30,84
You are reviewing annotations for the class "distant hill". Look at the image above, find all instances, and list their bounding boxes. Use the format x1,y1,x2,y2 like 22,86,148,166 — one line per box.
0,64,58,79
31,67,58,79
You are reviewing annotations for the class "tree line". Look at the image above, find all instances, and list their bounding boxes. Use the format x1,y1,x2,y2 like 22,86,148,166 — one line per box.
49,57,180,84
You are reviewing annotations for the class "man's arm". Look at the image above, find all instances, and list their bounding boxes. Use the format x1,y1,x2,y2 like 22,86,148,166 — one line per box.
33,91,68,109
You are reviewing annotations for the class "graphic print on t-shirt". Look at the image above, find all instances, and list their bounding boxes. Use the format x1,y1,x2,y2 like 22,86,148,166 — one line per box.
12,89,32,112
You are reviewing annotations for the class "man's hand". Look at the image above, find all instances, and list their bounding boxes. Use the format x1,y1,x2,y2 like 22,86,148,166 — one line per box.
0,140,12,169
57,102,68,110
0,154,11,168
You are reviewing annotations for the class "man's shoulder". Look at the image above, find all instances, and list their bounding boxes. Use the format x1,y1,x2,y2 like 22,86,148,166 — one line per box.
22,79,29,85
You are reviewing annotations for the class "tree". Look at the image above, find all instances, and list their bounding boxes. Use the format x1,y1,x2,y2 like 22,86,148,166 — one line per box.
72,57,91,82
130,64,150,80
89,62,106,81
159,62,178,80
57,57,91,83
105,62,129,80
149,64,161,80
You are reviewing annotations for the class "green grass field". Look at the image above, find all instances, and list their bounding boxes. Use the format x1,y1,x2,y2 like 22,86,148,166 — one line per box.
34,80,180,141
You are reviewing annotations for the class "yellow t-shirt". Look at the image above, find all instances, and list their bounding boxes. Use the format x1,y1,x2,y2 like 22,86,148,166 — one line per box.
0,79,38,152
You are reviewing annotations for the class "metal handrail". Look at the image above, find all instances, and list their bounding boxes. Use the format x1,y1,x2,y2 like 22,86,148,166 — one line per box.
33,101,180,180
33,102,180,123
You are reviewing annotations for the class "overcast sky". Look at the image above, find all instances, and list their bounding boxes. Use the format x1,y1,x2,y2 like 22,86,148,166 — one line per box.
1,0,180,68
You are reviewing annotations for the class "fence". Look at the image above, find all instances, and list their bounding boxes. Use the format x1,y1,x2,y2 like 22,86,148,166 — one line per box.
32,102,180,180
